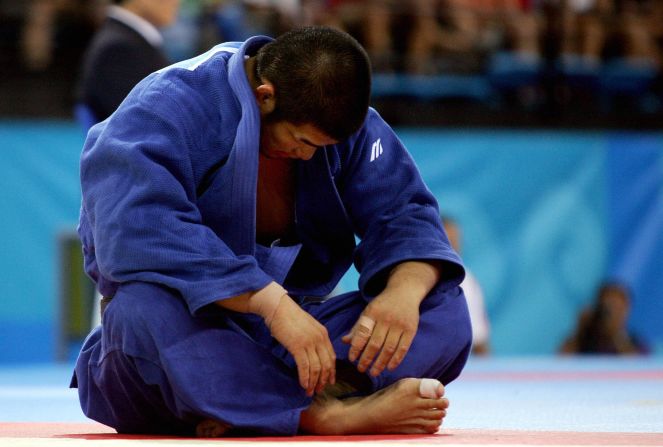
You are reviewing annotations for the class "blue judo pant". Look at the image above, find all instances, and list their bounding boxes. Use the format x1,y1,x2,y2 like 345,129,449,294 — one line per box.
72,281,472,436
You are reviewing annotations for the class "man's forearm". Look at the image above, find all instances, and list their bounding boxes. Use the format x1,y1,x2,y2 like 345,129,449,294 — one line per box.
385,260,442,303
216,281,287,326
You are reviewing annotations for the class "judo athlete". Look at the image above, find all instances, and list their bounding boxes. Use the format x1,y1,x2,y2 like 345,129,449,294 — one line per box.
71,26,472,437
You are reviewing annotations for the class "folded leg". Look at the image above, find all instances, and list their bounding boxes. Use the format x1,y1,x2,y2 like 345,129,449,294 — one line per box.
73,281,470,435
303,284,472,392
73,281,311,435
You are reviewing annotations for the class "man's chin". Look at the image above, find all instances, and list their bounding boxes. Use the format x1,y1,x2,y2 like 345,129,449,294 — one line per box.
260,149,289,159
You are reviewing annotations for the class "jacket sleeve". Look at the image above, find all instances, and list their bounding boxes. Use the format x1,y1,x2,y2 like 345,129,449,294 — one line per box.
337,109,465,297
79,82,273,315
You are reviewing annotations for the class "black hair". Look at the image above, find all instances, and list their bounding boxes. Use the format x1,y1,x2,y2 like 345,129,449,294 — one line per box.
577,281,632,353
255,26,371,142
596,281,630,303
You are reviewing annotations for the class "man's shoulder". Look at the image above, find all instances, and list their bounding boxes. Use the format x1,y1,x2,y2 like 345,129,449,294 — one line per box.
115,52,236,136
124,47,227,103
134,44,240,111
158,43,241,75
334,108,390,150
364,107,390,129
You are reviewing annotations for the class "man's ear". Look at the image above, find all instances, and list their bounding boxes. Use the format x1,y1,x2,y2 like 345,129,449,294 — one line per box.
255,82,276,116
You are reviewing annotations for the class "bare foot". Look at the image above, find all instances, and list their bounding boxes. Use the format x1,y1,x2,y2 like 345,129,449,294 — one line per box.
195,419,232,438
299,378,449,435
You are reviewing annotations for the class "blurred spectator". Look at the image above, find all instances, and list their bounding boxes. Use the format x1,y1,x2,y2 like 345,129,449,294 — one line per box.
76,0,180,124
604,0,660,66
405,0,488,74
354,0,404,72
558,0,611,68
21,0,102,72
399,0,543,75
544,0,612,111
442,215,490,355
559,281,649,355
0,1,30,69
647,0,663,103
21,0,103,71
484,0,545,108
215,0,300,42
300,0,399,71
649,0,663,54
1,0,661,123
0,0,99,116
598,0,660,112
159,0,205,63
303,0,491,74
493,0,542,59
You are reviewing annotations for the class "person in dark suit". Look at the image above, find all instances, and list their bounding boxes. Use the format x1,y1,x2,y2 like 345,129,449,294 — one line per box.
76,0,179,124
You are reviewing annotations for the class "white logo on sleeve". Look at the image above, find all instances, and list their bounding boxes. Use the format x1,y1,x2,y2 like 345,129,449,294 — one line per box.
370,138,383,162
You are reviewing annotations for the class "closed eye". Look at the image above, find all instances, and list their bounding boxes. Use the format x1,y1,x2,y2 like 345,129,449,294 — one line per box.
299,137,321,149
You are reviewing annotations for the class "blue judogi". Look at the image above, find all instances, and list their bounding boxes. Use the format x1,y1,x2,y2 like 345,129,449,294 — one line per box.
72,36,472,435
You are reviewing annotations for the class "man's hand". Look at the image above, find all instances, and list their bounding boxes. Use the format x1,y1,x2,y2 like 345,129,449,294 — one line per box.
342,289,420,376
342,260,442,377
269,295,336,396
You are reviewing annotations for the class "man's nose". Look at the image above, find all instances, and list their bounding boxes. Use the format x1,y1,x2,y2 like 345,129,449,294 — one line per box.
297,146,317,160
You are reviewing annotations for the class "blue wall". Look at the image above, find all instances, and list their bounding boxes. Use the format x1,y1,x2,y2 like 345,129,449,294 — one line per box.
1,122,85,362
406,130,662,354
1,121,661,362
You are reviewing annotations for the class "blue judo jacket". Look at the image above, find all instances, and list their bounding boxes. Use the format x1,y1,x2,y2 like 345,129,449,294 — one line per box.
78,36,464,315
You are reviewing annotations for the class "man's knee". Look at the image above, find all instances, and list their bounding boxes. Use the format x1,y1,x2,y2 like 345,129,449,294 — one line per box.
422,285,472,337
419,285,472,381
107,282,186,319
444,285,473,351
102,282,189,361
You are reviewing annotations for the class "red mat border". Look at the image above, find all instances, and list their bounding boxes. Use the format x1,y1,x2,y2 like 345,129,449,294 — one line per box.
2,423,663,445
460,371,663,381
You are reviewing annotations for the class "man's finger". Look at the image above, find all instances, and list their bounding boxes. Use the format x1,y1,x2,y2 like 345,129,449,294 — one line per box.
293,351,310,391
306,348,322,396
347,316,375,362
357,315,376,332
387,329,415,371
370,329,402,376
357,322,387,373
315,346,329,391
315,344,334,392
327,339,337,385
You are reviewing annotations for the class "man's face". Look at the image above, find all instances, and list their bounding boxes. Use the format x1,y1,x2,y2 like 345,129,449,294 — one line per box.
260,121,338,160
600,288,630,332
136,0,180,28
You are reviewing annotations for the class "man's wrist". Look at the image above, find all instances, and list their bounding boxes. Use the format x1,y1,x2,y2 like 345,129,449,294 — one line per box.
385,261,442,303
247,282,288,327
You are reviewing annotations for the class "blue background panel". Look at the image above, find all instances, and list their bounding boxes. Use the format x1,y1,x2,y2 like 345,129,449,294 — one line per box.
0,121,661,362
